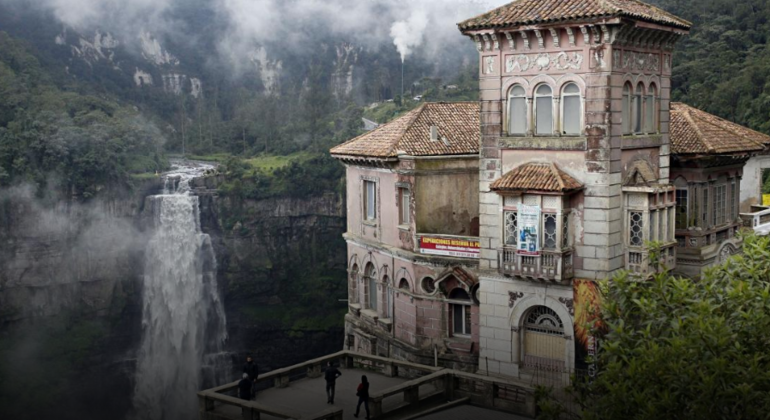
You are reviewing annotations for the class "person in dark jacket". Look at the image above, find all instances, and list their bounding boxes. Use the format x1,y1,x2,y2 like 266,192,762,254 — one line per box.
353,375,370,419
238,373,252,400
243,355,259,398
324,361,342,404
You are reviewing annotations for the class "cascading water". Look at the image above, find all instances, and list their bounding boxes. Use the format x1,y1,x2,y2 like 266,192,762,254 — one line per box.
133,160,229,420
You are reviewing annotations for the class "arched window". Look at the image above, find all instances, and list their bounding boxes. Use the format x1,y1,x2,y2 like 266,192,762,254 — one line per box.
508,85,527,135
634,83,644,134
622,83,632,135
383,275,393,319
645,84,657,133
449,289,472,336
398,278,410,291
364,263,377,311
350,264,359,304
534,84,553,136
561,83,581,136
522,306,565,370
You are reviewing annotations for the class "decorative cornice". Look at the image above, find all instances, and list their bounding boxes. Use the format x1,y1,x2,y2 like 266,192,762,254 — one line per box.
519,30,530,50
549,28,560,48
482,33,491,51
580,26,590,44
590,25,600,44
534,29,545,49
565,27,576,47
490,33,499,50
505,32,515,50
473,34,483,52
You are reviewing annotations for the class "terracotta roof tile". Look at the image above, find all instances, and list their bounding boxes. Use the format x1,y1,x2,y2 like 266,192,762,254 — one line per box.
491,162,583,193
670,103,768,156
330,102,479,158
458,0,691,31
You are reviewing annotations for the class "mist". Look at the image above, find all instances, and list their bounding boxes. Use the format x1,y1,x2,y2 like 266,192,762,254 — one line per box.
9,0,510,72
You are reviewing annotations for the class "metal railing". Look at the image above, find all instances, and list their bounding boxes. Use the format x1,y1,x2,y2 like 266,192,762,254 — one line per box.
499,248,574,282
198,350,536,420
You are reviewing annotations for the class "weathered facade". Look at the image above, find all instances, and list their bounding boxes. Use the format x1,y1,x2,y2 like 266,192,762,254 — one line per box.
330,0,770,381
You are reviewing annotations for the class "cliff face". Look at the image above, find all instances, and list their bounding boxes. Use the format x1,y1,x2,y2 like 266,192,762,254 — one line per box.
0,178,163,420
194,176,348,373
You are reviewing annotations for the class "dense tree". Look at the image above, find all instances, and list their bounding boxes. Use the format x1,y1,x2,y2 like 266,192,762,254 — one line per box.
539,234,770,419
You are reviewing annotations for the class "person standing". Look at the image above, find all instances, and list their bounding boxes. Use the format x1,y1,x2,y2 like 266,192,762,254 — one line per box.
324,361,342,404
237,373,252,400
243,355,259,398
353,375,370,419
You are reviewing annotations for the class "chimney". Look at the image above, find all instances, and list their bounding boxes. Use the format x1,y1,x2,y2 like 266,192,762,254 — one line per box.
430,125,438,141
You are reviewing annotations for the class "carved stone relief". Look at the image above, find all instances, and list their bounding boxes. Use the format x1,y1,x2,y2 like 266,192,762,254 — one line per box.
617,51,661,72
559,297,575,316
484,56,495,74
505,52,583,73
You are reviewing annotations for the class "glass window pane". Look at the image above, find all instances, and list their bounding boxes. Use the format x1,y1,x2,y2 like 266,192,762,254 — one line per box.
511,85,525,96
544,214,557,249
536,96,553,135
453,304,463,334
645,95,655,132
464,306,472,334
509,97,527,135
537,85,552,95
622,92,631,134
369,277,377,310
564,83,580,94
563,95,581,135
366,182,376,220
634,94,642,133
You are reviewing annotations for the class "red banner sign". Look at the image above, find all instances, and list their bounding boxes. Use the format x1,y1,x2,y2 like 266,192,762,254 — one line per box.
419,236,480,259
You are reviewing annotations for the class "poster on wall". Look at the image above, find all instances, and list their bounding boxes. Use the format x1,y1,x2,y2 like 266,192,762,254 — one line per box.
517,204,540,255
574,279,604,379
763,194,770,206
419,236,480,259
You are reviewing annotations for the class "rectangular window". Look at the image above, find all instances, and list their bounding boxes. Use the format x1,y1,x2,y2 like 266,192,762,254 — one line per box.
509,97,527,135
504,211,518,246
453,304,471,336
630,211,644,247
730,181,736,221
563,95,581,135
364,180,376,221
645,95,655,133
536,97,553,135
714,184,726,226
399,187,410,225
702,187,708,228
650,211,657,242
675,189,688,229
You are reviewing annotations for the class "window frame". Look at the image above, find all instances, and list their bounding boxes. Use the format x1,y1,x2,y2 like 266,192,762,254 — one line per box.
634,83,644,134
398,187,410,226
364,180,377,221
622,83,633,135
560,83,582,136
645,83,657,134
534,84,554,136
714,184,727,226
507,84,528,136
675,188,688,230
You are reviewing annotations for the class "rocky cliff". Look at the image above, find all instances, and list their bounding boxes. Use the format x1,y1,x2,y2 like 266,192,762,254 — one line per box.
193,175,348,373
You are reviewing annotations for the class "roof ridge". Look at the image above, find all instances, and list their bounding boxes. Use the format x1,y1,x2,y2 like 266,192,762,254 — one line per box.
548,162,566,190
387,104,426,157
679,106,712,153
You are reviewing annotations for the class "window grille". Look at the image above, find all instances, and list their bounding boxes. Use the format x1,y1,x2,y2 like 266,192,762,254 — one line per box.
543,213,557,250
562,213,569,248
364,180,376,221
629,212,644,247
505,211,518,245
508,85,527,135
675,189,688,229
714,185,726,226
525,306,564,336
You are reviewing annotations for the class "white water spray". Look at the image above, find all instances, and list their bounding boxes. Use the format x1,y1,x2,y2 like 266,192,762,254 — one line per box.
133,160,228,420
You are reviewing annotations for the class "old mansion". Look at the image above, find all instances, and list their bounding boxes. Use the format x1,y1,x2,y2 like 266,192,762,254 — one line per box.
329,0,770,379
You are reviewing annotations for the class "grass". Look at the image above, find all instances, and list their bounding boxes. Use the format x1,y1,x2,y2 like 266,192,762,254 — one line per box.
244,152,314,174
129,172,160,180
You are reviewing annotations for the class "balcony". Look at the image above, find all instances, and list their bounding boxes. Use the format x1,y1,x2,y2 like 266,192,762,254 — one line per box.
740,206,770,236
499,248,574,282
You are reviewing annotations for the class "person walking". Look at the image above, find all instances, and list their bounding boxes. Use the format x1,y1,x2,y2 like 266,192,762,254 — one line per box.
237,373,252,400
324,361,342,404
243,355,259,398
353,375,370,419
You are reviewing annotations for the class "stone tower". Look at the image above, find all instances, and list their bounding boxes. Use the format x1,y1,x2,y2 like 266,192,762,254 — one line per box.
458,0,690,378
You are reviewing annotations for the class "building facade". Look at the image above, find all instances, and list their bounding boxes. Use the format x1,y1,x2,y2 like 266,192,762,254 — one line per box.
330,0,770,379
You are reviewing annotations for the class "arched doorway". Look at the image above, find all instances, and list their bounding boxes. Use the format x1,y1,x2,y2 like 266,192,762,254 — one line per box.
522,306,566,371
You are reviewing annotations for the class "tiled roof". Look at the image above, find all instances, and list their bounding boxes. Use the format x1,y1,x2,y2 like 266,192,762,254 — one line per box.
330,102,479,158
491,162,583,193
458,0,691,31
670,103,768,156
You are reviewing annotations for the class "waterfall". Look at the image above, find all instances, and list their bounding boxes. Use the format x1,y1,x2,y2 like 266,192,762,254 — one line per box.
133,161,228,420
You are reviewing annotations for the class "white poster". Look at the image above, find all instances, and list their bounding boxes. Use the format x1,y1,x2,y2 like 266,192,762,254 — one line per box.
518,205,540,255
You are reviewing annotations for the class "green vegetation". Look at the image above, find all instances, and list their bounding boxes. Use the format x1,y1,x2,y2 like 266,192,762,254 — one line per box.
538,234,770,419
652,0,770,133
0,32,167,197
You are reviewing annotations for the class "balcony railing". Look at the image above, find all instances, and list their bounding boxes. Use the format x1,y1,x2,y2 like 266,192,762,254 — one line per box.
740,206,770,236
499,248,573,282
627,243,676,275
